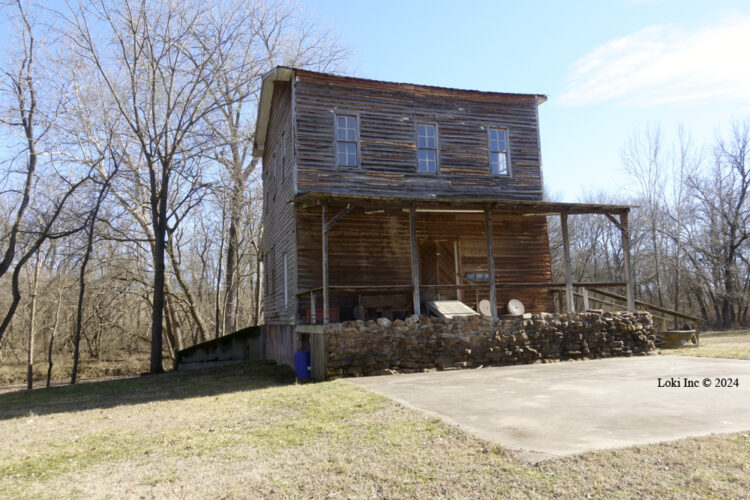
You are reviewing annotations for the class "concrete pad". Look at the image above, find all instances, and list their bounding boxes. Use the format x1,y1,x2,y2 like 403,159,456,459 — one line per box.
348,356,750,459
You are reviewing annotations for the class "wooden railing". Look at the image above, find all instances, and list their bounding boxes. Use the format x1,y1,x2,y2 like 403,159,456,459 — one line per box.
295,281,639,325
579,287,703,331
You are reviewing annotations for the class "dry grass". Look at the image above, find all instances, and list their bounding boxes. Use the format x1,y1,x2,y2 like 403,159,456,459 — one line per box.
0,361,748,499
663,329,750,360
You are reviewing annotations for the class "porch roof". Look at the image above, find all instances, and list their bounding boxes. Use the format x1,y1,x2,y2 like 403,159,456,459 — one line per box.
293,192,635,216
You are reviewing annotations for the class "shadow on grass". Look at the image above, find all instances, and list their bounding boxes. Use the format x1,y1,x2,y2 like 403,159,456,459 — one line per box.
0,361,297,421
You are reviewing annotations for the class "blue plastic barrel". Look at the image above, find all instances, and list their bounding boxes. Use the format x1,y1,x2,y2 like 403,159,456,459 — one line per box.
294,350,311,379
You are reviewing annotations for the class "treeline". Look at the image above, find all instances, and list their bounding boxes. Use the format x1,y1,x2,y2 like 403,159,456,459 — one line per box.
0,0,347,386
549,123,750,329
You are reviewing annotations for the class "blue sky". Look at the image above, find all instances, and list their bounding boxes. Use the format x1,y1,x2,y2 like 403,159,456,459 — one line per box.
303,0,750,201
2,1,748,202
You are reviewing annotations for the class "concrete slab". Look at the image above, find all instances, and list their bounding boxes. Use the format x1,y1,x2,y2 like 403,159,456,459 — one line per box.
348,356,750,459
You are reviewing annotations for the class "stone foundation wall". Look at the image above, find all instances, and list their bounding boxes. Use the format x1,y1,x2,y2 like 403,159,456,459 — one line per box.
325,311,656,379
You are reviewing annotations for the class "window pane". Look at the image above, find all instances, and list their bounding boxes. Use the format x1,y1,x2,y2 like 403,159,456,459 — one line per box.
337,142,356,166
418,124,436,149
346,142,357,165
489,129,499,151
496,129,506,151
337,115,357,141
345,116,356,141
418,149,436,173
489,128,507,152
491,152,508,175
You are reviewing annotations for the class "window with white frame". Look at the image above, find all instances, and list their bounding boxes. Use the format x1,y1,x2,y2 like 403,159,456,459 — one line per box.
489,128,509,175
335,114,358,167
417,124,438,173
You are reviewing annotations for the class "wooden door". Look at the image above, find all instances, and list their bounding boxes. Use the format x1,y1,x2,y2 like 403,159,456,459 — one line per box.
419,240,459,300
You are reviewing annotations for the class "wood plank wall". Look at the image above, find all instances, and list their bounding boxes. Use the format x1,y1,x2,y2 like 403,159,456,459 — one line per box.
262,82,297,325
296,206,553,318
293,70,544,200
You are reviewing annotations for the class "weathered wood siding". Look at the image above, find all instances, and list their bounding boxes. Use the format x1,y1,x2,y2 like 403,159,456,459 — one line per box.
293,71,544,200
264,324,298,367
262,82,297,327
296,206,553,317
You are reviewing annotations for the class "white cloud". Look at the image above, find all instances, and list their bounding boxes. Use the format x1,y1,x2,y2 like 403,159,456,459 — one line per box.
559,15,750,107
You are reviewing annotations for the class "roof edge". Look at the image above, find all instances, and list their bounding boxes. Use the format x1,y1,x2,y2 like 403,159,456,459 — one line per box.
252,67,293,157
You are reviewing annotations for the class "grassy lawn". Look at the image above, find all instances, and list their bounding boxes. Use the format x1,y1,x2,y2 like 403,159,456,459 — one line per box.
1,361,749,499
663,329,750,360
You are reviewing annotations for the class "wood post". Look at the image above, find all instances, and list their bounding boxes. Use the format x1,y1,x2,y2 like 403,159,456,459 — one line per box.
409,206,421,316
454,240,460,301
485,209,497,319
582,287,590,311
620,210,635,312
560,212,575,313
322,204,329,324
310,291,316,325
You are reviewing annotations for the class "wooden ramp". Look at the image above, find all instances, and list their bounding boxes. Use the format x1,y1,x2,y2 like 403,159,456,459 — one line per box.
427,300,479,319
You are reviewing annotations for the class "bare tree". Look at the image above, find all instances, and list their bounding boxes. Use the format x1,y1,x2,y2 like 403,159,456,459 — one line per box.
622,125,667,307
203,0,348,335
686,121,750,328
64,0,258,372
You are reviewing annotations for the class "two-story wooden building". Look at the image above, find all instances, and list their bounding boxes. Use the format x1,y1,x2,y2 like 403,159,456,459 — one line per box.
254,67,635,368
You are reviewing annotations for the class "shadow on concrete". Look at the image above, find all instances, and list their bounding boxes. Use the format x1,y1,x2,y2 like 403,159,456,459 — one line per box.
0,361,296,421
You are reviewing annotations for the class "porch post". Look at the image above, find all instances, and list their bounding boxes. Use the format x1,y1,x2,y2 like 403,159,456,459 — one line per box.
485,209,497,319
620,210,635,312
310,291,316,325
322,204,329,324
409,206,421,316
582,287,590,311
560,212,575,313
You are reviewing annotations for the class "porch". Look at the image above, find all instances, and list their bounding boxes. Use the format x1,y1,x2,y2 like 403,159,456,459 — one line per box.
294,193,638,325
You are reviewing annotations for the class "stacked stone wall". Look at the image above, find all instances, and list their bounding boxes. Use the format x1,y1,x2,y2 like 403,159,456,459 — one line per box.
325,311,655,379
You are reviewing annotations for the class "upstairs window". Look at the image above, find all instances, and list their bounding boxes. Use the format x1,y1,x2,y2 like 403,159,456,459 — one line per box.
489,128,509,175
417,124,438,173
335,114,358,167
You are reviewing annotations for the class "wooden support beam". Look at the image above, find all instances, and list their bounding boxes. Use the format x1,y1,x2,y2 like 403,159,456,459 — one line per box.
324,203,352,232
605,213,629,235
582,287,590,311
322,204,329,324
453,240,460,301
560,213,575,313
310,291,316,325
409,206,421,316
620,211,635,312
485,210,497,319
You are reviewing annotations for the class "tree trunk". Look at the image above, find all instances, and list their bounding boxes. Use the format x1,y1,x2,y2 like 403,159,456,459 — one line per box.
27,255,41,390
150,222,166,374
651,219,664,307
215,206,227,338
253,255,262,326
46,284,63,387
72,179,109,383
224,204,239,334
71,220,94,384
